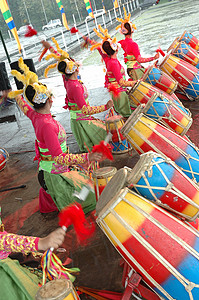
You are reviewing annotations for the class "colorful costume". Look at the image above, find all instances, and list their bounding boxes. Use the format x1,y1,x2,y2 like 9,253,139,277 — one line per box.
116,8,157,80
0,231,40,300
44,38,108,152
90,25,135,117
9,58,96,214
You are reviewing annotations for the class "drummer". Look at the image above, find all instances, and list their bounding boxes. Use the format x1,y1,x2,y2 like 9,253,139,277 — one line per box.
116,7,159,80
86,25,136,118
8,58,107,214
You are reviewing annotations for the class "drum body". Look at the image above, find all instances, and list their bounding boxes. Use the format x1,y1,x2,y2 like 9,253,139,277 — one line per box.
0,148,9,171
159,54,199,100
105,115,130,154
92,166,117,201
142,64,178,95
141,91,192,135
127,151,199,221
128,80,181,108
172,41,199,69
121,106,199,183
35,278,80,300
96,187,199,300
179,30,199,51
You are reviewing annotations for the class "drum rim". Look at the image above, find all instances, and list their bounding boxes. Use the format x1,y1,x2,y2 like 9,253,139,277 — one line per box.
141,62,160,81
120,105,143,136
92,166,117,178
127,151,165,185
35,278,73,299
167,37,179,53
178,30,187,42
105,115,123,123
96,168,129,215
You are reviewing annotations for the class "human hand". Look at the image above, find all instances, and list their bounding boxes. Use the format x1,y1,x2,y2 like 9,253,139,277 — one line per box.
88,152,103,162
106,99,114,109
41,40,51,49
154,52,160,60
38,227,66,251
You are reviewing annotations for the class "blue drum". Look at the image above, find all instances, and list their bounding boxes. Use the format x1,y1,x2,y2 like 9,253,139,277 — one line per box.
142,91,192,136
172,41,199,69
179,30,199,51
105,115,130,154
142,63,178,95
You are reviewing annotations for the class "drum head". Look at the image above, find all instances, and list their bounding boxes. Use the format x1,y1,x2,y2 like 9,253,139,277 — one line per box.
35,278,72,300
121,105,143,137
92,166,117,179
96,168,129,215
142,63,156,81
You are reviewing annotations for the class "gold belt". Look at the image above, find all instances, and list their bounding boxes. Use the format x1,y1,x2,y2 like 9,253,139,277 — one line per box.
40,156,53,161
69,106,81,111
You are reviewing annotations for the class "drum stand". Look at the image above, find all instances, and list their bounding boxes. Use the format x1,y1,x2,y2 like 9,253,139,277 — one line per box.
77,260,161,300
120,259,161,300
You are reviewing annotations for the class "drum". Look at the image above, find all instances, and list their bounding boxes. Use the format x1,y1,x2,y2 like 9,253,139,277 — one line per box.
92,166,117,201
142,63,178,95
159,54,199,100
105,115,130,154
179,30,199,51
171,41,199,69
0,148,9,171
141,91,192,136
128,80,181,108
96,178,199,300
120,105,199,183
127,151,199,221
35,278,80,300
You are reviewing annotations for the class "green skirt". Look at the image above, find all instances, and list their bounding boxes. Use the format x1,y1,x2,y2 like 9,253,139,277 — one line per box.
0,258,39,300
44,170,96,214
71,118,107,152
111,91,132,118
127,67,145,81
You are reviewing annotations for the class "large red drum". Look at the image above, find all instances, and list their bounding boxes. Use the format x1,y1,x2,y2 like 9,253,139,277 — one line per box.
159,54,199,100
121,106,199,183
142,63,178,95
179,30,199,51
127,151,199,221
96,175,199,300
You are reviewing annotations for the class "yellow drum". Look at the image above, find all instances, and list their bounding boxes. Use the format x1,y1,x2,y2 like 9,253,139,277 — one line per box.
35,278,80,300
92,166,117,201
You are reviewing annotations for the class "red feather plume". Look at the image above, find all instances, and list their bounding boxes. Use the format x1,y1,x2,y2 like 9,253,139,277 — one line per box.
70,27,78,34
25,25,37,37
58,203,95,244
108,83,120,98
92,141,113,160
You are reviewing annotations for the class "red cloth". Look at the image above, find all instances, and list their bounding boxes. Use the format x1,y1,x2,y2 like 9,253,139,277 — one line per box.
119,37,141,58
27,107,64,158
39,187,58,213
62,77,88,109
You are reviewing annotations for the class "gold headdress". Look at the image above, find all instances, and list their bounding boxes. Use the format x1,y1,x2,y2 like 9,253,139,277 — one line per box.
116,7,136,34
44,37,79,77
9,57,51,105
90,25,118,53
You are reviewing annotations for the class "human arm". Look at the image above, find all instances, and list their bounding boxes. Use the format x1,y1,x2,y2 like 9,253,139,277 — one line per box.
13,95,34,117
42,124,104,165
0,228,66,255
133,42,159,63
41,40,60,56
70,83,113,115
111,60,136,87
